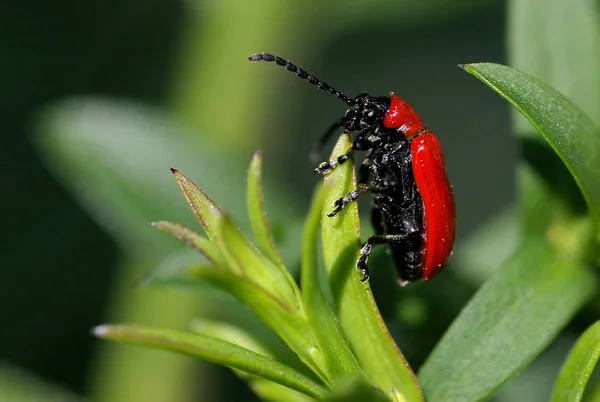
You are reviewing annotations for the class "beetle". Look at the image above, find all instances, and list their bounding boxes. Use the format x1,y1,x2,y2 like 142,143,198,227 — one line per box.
248,53,455,285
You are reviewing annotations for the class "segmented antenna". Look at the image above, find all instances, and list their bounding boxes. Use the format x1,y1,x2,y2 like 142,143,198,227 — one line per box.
248,53,354,105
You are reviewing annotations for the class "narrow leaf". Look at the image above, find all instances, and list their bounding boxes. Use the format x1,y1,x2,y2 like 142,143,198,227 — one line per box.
246,154,303,310
461,63,600,234
247,151,285,268
551,321,600,402
187,266,327,383
152,221,226,267
321,135,422,402
212,212,302,312
190,319,314,402
322,374,391,402
171,168,225,241
93,324,326,399
508,0,600,129
418,239,596,401
301,183,362,381
190,318,303,372
246,380,314,402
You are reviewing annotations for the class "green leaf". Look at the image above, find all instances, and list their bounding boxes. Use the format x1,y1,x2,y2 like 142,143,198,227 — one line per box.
214,211,301,311
247,151,285,268
174,169,301,310
187,266,327,383
190,318,300,371
322,374,391,402
171,168,225,242
551,321,600,402
190,319,313,402
301,183,362,382
418,239,596,401
151,221,226,267
320,135,422,402
461,63,600,235
246,380,314,402
93,324,326,399
245,154,303,310
507,0,600,130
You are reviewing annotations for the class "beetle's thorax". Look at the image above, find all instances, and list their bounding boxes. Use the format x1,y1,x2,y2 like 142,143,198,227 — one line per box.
383,94,424,137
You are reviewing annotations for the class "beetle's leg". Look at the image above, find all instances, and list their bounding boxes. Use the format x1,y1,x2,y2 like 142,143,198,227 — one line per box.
327,176,392,217
314,129,373,175
314,147,354,175
327,183,369,217
357,232,416,281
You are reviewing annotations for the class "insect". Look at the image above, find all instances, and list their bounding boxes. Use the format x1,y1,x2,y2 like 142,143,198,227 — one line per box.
249,53,455,285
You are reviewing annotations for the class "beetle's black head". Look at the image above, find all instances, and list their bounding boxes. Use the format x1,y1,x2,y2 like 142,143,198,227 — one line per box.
341,92,390,133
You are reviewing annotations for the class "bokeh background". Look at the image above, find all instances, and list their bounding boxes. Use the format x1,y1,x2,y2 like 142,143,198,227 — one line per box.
4,0,591,401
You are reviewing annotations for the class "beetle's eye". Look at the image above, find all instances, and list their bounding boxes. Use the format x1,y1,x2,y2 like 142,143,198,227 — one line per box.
367,111,374,117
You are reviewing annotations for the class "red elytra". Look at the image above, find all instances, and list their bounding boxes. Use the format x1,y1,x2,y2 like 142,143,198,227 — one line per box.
383,94,456,280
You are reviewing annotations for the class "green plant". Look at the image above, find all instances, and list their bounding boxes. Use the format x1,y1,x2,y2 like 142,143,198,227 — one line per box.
94,61,600,400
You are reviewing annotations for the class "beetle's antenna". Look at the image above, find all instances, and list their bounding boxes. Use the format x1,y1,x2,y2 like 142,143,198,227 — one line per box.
249,53,354,106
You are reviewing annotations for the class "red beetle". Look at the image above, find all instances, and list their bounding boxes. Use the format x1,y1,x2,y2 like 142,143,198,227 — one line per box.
249,53,455,284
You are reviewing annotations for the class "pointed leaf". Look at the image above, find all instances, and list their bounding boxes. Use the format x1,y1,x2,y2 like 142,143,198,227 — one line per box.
551,321,600,402
190,319,314,402
321,135,422,402
301,183,362,382
190,319,303,373
187,266,327,383
418,239,596,401
212,212,302,312
247,151,285,268
461,63,600,235
152,221,226,267
171,168,225,241
93,324,326,399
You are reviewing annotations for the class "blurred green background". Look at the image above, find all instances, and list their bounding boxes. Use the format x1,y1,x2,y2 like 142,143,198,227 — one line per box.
3,0,568,401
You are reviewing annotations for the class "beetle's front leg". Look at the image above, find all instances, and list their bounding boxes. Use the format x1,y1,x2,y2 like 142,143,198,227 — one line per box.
327,183,369,217
314,148,353,175
327,179,390,217
314,130,373,175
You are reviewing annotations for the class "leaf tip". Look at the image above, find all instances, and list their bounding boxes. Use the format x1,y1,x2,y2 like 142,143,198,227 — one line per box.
92,325,110,338
251,150,263,172
170,167,180,175
457,63,466,70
